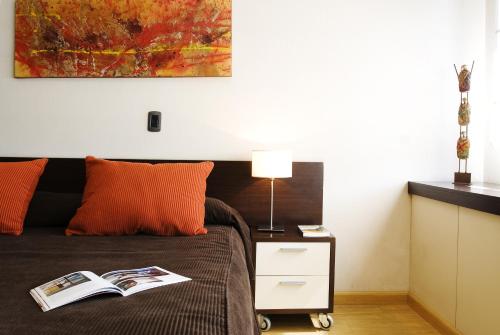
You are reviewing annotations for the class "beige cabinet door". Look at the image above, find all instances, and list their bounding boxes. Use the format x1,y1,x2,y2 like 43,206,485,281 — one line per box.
410,196,458,326
457,208,500,335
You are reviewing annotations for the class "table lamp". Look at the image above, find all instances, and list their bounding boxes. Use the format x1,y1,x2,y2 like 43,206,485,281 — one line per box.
252,150,292,232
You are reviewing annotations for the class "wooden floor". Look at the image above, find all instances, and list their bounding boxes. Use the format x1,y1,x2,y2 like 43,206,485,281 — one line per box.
266,305,440,335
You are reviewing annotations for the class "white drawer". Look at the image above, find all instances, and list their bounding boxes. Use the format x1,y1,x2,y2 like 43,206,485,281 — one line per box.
255,275,329,310
256,242,330,275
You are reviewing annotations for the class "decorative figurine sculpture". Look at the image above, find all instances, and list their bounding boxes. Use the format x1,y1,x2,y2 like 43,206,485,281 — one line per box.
458,97,471,126
453,61,474,184
457,131,470,160
458,65,471,92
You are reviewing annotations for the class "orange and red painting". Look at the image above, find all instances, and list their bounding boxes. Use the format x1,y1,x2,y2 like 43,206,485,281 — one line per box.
15,0,231,78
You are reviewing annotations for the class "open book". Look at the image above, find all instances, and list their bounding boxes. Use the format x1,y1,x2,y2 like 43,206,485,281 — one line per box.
30,266,190,312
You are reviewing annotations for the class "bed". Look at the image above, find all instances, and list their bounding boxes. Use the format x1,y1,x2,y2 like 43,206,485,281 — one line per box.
0,158,323,335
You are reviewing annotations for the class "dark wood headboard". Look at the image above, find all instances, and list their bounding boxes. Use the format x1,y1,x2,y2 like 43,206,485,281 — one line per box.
0,158,324,228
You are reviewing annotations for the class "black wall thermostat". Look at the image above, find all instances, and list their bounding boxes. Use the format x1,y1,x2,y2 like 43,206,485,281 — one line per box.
148,111,161,132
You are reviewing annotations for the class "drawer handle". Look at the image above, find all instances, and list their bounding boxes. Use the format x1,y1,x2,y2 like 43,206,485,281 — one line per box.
279,247,308,252
279,281,307,286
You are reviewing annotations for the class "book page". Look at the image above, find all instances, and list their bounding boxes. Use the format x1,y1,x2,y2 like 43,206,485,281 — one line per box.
101,266,191,296
30,271,118,312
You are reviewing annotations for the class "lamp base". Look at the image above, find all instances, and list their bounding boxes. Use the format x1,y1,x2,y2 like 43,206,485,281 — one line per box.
257,223,285,232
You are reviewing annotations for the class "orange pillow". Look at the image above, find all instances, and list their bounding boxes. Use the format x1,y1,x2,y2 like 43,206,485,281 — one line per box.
66,157,214,236
0,159,48,235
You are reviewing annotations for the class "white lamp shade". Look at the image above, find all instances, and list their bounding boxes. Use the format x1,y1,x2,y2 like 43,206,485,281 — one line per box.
252,150,292,178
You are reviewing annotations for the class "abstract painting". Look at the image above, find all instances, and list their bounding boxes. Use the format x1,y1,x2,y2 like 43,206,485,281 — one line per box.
15,0,231,78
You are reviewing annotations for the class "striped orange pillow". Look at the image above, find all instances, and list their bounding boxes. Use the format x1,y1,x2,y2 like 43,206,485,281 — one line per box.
0,159,48,236
66,157,214,236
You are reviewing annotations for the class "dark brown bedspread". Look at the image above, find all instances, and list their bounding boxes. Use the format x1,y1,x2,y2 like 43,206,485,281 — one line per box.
0,224,259,335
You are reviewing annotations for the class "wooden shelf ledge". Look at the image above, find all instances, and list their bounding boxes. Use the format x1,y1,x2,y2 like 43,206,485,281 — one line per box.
408,181,500,216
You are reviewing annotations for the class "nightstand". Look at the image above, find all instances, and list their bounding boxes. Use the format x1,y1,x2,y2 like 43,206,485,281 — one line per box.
251,226,336,332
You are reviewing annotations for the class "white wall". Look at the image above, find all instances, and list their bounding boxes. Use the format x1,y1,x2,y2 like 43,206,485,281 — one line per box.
485,142,500,183
485,0,500,183
0,0,469,291
455,0,500,183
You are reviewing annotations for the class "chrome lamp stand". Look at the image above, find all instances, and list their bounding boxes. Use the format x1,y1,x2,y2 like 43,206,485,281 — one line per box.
257,178,285,232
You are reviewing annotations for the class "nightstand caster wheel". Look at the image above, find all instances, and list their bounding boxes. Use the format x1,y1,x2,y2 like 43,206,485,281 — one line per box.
318,313,333,330
257,314,271,332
